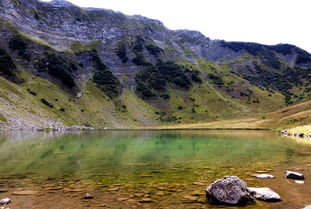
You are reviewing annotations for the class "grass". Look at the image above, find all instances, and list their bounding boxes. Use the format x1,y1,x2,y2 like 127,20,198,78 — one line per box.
71,41,101,52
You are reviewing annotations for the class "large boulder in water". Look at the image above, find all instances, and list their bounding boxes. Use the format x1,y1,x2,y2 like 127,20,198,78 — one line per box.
205,176,254,205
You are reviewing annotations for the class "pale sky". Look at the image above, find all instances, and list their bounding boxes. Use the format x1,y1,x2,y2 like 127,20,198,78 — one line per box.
42,0,311,53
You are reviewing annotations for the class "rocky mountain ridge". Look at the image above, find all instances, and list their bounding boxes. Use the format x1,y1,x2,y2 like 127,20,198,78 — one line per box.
0,0,311,129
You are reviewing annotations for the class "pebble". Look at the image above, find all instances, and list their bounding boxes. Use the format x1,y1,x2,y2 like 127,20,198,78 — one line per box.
139,198,153,203
134,193,145,198
107,187,119,191
117,197,129,201
190,191,202,196
12,190,39,195
155,191,165,196
182,195,198,203
192,182,204,186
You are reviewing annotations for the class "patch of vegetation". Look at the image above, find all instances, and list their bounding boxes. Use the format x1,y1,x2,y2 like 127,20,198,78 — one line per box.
133,36,144,53
71,41,100,52
40,98,54,108
9,35,31,61
244,65,309,105
131,36,152,66
91,51,121,97
0,48,19,81
207,74,224,86
145,43,163,57
0,113,7,123
27,88,37,96
39,53,76,88
221,41,281,69
116,43,128,63
135,61,202,99
132,54,152,66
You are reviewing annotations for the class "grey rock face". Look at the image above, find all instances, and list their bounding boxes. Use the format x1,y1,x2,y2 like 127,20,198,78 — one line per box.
205,176,254,205
285,171,304,180
248,187,281,202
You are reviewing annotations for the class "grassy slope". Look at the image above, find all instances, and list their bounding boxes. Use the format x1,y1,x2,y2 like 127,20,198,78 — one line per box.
0,66,160,129
146,100,311,130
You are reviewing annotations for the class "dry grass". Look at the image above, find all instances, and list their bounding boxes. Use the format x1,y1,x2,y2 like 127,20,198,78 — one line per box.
287,125,311,135
138,118,270,130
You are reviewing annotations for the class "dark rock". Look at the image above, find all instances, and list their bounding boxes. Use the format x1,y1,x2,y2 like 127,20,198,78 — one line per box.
285,171,304,179
248,187,281,202
205,176,254,205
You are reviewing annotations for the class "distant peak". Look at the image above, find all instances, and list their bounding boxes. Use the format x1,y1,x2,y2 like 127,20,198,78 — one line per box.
44,0,76,7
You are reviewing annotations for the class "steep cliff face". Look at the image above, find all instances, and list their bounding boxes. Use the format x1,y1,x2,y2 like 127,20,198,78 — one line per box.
0,0,311,130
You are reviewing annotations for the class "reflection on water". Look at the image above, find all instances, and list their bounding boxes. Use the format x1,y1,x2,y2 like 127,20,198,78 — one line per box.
0,130,309,188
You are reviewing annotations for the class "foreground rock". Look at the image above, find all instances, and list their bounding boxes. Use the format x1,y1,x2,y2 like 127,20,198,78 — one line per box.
285,171,304,179
248,187,281,202
205,176,253,205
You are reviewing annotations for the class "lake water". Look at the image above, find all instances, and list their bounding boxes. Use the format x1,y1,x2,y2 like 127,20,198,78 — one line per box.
0,130,311,208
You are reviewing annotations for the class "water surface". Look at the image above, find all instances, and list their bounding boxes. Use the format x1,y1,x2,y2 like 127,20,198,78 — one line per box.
0,130,311,208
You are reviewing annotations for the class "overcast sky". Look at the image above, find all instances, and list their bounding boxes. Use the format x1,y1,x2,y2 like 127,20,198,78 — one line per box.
42,0,311,53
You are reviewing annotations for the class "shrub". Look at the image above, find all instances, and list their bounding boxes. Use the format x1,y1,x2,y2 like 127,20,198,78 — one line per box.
27,88,37,96
91,51,121,97
116,44,128,63
135,61,201,98
41,54,76,88
145,44,163,56
41,98,54,108
9,35,31,61
0,48,17,77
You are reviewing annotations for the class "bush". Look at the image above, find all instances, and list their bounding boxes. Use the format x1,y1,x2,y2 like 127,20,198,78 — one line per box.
91,51,121,97
27,88,37,96
135,61,202,98
145,44,163,56
9,35,31,61
116,44,128,63
41,98,54,108
40,54,76,88
0,48,17,77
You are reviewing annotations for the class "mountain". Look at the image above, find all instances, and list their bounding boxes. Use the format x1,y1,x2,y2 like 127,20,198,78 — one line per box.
0,0,311,130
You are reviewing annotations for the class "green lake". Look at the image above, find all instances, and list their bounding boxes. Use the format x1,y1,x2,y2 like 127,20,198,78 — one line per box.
0,130,311,208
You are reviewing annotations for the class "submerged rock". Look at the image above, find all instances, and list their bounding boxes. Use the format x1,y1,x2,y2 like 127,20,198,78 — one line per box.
205,176,253,205
83,193,94,199
256,174,274,179
248,187,281,202
12,190,39,195
295,180,305,184
285,171,304,179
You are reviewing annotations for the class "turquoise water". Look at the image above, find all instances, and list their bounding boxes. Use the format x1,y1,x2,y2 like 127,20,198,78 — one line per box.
0,130,309,189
